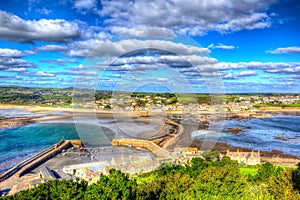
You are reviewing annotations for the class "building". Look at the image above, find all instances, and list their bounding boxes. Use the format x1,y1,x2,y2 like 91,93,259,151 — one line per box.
183,147,198,154
63,161,109,182
226,149,260,165
38,166,56,180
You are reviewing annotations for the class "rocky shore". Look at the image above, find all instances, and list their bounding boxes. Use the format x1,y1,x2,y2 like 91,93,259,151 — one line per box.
155,112,300,167
225,128,244,134
190,140,300,168
1,106,299,161
0,117,35,129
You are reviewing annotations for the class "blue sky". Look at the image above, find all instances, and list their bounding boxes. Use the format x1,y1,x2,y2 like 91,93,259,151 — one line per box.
0,0,299,93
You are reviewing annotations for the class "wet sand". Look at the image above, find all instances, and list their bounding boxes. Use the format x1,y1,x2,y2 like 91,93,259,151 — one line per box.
151,114,300,167
0,117,34,129
1,104,300,162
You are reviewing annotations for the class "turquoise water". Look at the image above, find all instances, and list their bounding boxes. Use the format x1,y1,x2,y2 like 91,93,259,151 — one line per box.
0,121,118,173
0,123,80,173
1,116,299,174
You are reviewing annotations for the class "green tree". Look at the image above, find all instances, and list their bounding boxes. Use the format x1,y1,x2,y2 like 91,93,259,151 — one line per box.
189,164,248,199
292,163,300,190
185,157,208,178
85,169,136,200
256,162,283,182
8,179,87,200
202,150,220,162
268,169,299,199
160,173,194,200
136,176,168,200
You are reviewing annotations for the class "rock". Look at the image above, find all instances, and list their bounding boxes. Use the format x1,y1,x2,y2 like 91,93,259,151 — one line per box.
226,128,244,134
274,136,288,141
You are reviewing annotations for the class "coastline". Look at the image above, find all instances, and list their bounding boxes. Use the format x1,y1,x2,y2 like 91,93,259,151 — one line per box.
1,104,300,163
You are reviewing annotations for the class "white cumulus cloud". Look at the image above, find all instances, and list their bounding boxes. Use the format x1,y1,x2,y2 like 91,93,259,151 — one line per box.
0,10,81,43
266,46,300,54
0,48,24,58
68,39,210,58
99,0,276,36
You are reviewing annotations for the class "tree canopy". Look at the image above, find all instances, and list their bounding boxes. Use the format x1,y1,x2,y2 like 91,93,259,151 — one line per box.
2,157,300,200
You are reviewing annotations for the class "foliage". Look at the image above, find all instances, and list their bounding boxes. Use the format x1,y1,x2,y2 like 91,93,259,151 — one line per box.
239,167,258,176
3,179,87,200
3,159,300,200
255,162,283,182
85,169,136,200
292,163,300,190
254,103,300,108
202,150,220,161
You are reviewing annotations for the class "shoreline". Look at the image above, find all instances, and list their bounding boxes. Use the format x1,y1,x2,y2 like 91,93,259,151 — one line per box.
1,104,299,162
191,140,300,168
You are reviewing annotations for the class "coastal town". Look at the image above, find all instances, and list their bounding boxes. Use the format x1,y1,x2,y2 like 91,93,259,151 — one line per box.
0,137,263,196
0,87,300,197
2,132,299,196
1,86,300,114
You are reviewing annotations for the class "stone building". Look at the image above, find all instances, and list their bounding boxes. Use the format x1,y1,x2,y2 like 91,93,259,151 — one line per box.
226,149,260,165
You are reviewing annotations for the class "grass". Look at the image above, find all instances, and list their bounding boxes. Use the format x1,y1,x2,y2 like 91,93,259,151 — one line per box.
239,167,258,176
254,103,300,108
281,103,300,107
135,173,157,185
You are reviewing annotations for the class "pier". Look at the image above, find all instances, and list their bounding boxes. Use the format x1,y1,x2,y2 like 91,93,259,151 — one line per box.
112,138,170,158
0,140,81,182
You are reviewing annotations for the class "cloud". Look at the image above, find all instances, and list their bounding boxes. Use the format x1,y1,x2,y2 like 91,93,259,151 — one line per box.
266,46,300,54
217,61,300,71
0,58,36,70
34,45,68,52
236,71,258,77
99,0,276,36
68,39,210,58
208,43,236,50
217,61,300,77
21,71,55,77
25,45,68,55
53,70,98,76
260,76,271,79
265,66,300,74
74,0,97,10
36,7,52,15
0,48,24,58
0,10,81,43
5,68,27,72
216,13,271,33
107,55,216,67
39,59,78,66
111,27,176,38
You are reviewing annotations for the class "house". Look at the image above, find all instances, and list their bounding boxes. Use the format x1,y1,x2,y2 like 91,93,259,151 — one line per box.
226,149,260,165
39,166,56,180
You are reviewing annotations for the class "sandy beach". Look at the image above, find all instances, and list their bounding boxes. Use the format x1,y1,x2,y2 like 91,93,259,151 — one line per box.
0,103,300,197
1,103,300,163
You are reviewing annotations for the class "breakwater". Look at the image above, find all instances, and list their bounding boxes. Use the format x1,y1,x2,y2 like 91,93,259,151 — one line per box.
0,140,80,182
112,138,170,158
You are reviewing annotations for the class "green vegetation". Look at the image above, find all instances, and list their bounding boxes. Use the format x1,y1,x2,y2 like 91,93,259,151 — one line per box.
254,103,300,108
239,167,258,176
3,157,300,200
201,150,220,161
0,86,73,106
1,86,299,110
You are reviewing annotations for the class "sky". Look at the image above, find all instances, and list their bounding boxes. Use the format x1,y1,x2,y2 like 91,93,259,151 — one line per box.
0,0,299,93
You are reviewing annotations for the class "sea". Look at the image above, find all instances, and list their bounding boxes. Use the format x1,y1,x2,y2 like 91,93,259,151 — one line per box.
0,109,299,174
0,109,160,173
193,116,300,157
